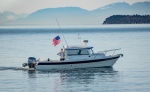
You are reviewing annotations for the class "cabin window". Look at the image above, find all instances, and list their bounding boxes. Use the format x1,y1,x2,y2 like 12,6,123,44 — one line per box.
67,50,79,56
78,49,89,55
67,49,89,56
89,49,94,54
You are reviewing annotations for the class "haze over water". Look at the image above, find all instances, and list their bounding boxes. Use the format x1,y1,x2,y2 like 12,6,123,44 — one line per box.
0,24,150,92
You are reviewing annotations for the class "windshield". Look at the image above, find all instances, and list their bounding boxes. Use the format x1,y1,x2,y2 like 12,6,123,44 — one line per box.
67,49,89,56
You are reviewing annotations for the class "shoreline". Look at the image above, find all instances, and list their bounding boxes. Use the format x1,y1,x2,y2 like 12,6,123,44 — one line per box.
0,24,150,29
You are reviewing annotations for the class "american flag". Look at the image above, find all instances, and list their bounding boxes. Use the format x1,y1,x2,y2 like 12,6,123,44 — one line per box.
52,36,61,46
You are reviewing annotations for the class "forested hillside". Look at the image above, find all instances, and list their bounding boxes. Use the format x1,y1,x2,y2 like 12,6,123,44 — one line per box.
103,15,150,24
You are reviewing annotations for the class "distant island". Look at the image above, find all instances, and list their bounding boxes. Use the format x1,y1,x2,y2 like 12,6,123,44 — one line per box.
103,15,150,24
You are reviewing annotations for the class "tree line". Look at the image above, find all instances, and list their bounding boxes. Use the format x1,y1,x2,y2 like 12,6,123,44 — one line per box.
103,15,150,24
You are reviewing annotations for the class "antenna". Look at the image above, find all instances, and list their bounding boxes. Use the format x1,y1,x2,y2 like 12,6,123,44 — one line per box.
78,34,88,46
56,18,68,46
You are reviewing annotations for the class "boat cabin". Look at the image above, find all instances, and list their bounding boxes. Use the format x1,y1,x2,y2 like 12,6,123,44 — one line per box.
64,46,103,61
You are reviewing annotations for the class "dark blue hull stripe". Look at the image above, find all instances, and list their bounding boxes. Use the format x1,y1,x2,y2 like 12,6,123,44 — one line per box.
37,56,120,65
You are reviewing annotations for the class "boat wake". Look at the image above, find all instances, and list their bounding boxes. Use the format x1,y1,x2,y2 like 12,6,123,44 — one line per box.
0,66,34,71
0,66,117,74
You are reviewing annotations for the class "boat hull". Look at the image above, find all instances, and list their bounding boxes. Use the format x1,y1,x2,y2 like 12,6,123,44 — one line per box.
35,55,121,70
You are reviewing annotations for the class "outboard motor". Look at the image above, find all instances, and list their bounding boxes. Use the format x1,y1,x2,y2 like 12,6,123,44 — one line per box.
22,57,37,69
28,57,36,68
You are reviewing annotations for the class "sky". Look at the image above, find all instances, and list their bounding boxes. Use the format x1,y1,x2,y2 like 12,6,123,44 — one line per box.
0,0,149,14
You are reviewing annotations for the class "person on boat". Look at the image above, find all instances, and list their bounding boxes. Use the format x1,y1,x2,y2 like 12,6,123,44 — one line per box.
57,48,65,61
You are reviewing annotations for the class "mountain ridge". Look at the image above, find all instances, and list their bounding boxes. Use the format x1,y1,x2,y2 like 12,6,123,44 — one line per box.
1,1,150,26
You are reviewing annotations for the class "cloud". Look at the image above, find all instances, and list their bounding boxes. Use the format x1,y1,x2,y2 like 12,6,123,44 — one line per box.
0,11,28,25
7,15,16,20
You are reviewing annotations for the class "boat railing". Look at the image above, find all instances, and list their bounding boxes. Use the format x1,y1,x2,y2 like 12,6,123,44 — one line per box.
94,48,121,59
98,48,121,56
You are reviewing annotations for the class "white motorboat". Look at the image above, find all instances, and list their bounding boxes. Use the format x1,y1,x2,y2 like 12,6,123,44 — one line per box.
22,40,123,70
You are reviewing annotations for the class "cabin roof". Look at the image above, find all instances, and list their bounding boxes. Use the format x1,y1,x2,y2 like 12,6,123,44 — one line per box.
65,46,93,50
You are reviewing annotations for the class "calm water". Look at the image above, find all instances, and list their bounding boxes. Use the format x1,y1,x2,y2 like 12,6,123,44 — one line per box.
0,25,150,92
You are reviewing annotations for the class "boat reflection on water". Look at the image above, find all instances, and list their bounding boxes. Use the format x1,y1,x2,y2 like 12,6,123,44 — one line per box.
26,67,120,92
59,67,120,84
27,67,120,82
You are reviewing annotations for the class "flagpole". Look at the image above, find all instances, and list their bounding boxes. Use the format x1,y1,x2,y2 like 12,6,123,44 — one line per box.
56,18,68,46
